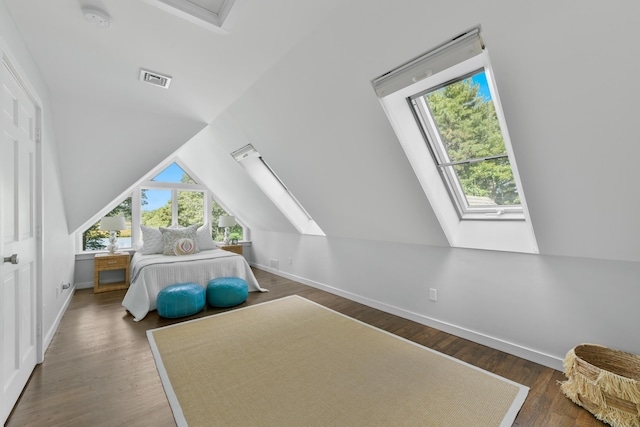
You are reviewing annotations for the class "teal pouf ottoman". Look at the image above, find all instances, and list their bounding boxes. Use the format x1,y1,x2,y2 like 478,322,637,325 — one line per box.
157,283,205,318
207,277,248,307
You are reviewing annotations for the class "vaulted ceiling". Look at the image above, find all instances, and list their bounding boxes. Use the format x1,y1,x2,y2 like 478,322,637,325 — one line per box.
3,0,345,231
5,0,640,263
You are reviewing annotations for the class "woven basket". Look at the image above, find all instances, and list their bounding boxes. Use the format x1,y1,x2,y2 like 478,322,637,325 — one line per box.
560,344,640,427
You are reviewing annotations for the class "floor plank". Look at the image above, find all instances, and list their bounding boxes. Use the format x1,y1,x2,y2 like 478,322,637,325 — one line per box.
6,268,606,426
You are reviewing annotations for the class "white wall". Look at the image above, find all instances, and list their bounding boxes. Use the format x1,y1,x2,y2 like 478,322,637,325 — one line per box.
1,2,75,354
250,231,640,370
177,0,640,369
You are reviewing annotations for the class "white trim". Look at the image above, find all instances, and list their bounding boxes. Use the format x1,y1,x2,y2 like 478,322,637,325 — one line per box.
251,263,563,371
0,37,45,363
42,287,75,350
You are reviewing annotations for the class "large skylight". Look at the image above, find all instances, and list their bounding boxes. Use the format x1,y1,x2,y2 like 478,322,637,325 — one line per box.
372,27,538,253
232,144,325,236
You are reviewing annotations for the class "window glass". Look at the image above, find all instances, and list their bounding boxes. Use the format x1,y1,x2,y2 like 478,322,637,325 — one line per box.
152,162,195,183
178,190,204,227
412,69,521,214
211,198,242,242
79,161,245,251
141,189,172,227
82,197,132,251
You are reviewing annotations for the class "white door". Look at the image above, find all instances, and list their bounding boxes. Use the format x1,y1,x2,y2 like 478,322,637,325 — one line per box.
0,55,39,424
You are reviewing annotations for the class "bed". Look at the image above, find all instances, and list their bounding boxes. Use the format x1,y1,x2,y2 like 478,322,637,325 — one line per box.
122,248,267,321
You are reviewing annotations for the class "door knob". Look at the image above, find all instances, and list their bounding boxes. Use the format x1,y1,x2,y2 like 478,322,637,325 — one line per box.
3,254,19,264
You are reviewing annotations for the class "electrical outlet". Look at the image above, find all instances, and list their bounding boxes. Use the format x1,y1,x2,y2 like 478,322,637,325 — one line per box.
288,257,292,265
270,259,279,270
429,288,438,302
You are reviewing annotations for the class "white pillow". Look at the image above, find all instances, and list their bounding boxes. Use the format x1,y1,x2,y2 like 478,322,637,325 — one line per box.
196,223,217,250
140,225,163,254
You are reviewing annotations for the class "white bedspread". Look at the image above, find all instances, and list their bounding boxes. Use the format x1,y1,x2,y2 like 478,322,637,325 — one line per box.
122,249,267,321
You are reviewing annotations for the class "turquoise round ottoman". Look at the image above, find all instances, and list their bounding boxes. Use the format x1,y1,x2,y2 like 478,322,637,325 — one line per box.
157,283,205,318
207,277,248,307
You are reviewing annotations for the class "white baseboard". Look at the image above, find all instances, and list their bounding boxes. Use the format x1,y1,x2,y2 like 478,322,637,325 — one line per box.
252,263,564,371
75,281,93,290
42,285,75,358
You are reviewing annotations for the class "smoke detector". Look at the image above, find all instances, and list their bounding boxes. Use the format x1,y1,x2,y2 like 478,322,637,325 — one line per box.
139,69,172,89
82,6,112,28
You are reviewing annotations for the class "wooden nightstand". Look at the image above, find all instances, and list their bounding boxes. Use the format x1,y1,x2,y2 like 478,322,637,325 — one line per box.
219,244,243,255
94,252,130,293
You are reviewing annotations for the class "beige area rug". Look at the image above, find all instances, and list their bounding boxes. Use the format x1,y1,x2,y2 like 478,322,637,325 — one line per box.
147,296,528,426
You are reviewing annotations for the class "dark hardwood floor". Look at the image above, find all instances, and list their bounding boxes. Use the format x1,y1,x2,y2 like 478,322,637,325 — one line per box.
7,268,605,426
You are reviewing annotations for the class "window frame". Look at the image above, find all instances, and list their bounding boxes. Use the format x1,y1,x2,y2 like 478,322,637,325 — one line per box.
231,144,325,236
372,28,538,253
77,161,244,253
138,181,209,228
409,67,523,220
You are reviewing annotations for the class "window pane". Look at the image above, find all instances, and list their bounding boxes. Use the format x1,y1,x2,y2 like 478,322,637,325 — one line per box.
424,70,507,163
82,197,132,251
178,190,204,227
152,162,195,183
211,199,242,242
449,156,520,206
141,189,172,227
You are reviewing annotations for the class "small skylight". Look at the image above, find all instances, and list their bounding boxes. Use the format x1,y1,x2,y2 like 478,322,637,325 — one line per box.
142,0,244,33
232,144,325,236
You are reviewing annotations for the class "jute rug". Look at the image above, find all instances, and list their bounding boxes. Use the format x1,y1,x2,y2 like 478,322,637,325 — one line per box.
147,295,528,426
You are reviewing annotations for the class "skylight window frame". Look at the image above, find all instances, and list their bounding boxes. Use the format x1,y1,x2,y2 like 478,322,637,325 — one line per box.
141,0,245,33
408,68,524,220
372,27,538,253
231,144,325,236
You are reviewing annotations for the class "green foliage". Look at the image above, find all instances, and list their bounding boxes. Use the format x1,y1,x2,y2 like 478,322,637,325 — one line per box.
138,174,243,241
83,172,243,250
178,191,204,227
83,222,107,251
142,204,172,227
211,199,242,242
425,75,519,206
82,197,132,251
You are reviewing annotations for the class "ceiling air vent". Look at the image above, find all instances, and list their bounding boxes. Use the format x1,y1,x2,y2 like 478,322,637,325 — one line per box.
139,69,172,89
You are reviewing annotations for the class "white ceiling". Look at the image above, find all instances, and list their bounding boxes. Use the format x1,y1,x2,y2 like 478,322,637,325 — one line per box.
3,0,344,231
5,0,640,263
4,0,342,123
